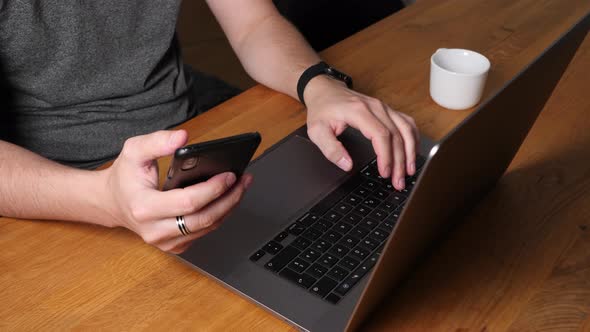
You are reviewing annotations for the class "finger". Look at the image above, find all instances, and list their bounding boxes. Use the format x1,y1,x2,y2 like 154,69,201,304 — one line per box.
307,123,353,171
365,101,405,179
366,103,405,189
389,110,417,177
122,130,188,166
157,175,251,251
162,220,223,254
184,174,250,233
398,112,420,144
345,104,393,178
137,172,237,221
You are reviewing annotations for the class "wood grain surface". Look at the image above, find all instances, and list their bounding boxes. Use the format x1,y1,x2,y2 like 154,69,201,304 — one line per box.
1,0,589,330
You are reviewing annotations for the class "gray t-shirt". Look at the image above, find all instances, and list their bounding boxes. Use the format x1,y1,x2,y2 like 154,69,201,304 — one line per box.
0,0,196,169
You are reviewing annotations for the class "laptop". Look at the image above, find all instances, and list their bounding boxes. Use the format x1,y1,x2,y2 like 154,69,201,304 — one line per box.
177,13,589,332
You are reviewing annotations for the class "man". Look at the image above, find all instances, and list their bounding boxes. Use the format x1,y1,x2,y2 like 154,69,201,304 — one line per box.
0,1,418,254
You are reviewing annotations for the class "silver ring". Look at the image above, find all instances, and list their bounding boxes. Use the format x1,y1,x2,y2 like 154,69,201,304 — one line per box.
176,215,191,236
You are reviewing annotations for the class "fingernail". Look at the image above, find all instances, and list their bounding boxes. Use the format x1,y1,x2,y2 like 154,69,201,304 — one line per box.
337,157,352,171
398,177,405,189
225,173,237,187
244,176,253,190
409,162,416,175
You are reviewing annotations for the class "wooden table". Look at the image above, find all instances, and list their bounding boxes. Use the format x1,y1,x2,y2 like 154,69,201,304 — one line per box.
2,0,589,330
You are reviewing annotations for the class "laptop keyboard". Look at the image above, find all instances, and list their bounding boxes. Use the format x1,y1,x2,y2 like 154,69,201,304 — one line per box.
250,155,425,304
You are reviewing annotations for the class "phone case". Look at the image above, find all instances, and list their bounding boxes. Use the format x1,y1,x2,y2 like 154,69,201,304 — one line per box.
162,132,261,190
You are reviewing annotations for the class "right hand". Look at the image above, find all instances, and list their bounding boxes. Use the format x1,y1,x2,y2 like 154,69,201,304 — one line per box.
100,130,253,254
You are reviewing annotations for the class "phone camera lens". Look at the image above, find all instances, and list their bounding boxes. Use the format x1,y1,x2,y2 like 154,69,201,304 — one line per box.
181,157,199,170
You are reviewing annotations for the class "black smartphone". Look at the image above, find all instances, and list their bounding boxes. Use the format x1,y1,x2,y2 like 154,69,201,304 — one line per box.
162,132,261,191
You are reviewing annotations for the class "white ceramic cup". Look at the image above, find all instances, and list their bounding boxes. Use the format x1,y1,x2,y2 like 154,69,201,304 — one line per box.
429,48,491,110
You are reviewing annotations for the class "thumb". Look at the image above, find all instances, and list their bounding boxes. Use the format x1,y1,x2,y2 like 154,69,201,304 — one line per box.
307,124,353,171
122,130,188,165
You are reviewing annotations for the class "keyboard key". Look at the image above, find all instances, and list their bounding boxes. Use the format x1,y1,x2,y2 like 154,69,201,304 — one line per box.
339,256,360,271
336,271,364,296
279,268,316,289
381,218,396,231
274,231,289,242
352,187,371,198
372,189,389,200
352,205,371,216
318,253,339,268
300,249,321,263
386,210,401,223
328,244,349,258
325,293,341,304
406,177,418,190
349,247,370,261
263,241,283,255
366,254,380,269
297,213,319,227
343,213,363,225
350,226,370,239
363,198,380,209
312,220,330,233
398,187,411,196
345,194,363,206
324,211,343,222
302,228,322,241
383,182,395,192
287,223,306,236
312,239,332,252
310,174,363,215
249,250,266,262
354,262,372,279
265,246,300,272
359,237,380,251
368,209,388,221
288,258,311,273
307,263,329,279
316,219,334,231
386,193,406,206
360,164,377,178
338,234,361,249
335,203,353,214
291,236,312,250
333,222,353,235
310,277,338,298
360,218,379,230
368,228,390,243
334,280,353,296
362,179,379,190
378,201,397,212
322,230,342,244
327,265,350,282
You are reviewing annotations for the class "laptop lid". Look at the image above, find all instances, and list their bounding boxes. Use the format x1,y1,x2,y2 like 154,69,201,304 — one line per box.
347,11,590,331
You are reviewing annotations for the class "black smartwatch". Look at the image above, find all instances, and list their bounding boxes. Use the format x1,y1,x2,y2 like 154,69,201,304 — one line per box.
297,61,353,106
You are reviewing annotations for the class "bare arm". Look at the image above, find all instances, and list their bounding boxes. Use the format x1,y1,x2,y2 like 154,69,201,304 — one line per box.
206,0,419,190
205,0,318,100
0,140,109,224
0,131,252,254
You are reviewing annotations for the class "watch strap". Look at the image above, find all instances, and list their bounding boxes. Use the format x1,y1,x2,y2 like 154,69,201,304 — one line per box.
297,61,353,106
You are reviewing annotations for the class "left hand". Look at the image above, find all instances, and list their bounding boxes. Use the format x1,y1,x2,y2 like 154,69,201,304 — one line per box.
304,76,419,191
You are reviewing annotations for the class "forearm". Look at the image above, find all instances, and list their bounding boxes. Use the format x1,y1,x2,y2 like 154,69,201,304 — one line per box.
0,140,111,226
235,14,320,99
207,1,321,100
